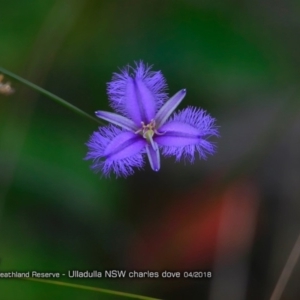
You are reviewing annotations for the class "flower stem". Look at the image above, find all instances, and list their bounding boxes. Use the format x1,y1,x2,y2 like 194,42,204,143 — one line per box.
0,66,102,125
22,278,161,300
270,233,300,300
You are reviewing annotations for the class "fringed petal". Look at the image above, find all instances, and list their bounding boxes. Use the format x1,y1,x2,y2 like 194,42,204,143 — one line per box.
85,125,146,177
155,107,219,162
107,61,168,126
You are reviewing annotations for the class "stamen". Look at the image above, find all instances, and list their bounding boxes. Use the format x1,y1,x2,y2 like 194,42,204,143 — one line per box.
144,129,157,150
135,119,165,150
154,129,165,135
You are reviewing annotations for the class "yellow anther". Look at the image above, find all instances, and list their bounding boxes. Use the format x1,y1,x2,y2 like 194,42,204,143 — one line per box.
135,119,164,149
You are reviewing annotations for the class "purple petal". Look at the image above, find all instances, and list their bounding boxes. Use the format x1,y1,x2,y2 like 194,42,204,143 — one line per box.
155,107,219,162
155,89,186,128
146,143,160,171
107,61,168,126
155,122,201,146
85,125,146,177
95,110,137,131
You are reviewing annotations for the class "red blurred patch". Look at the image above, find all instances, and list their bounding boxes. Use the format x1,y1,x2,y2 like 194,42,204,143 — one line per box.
128,179,259,271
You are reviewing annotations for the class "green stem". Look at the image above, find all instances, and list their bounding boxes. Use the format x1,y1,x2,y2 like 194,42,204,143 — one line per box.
0,66,102,125
22,278,161,300
270,233,300,300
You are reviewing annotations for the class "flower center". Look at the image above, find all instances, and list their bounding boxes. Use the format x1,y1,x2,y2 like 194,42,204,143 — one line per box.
135,119,156,142
135,119,165,150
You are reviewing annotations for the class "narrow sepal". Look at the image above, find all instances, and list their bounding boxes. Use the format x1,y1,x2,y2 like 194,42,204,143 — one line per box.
95,110,137,131
155,89,186,128
146,143,160,171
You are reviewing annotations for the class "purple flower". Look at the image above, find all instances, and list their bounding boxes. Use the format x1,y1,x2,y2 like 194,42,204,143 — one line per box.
85,62,219,177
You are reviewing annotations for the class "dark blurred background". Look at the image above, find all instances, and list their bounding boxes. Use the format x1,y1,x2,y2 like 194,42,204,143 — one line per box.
0,1,300,299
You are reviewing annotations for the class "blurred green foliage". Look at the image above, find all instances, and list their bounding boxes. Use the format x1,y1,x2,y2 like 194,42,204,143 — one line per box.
0,0,300,299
